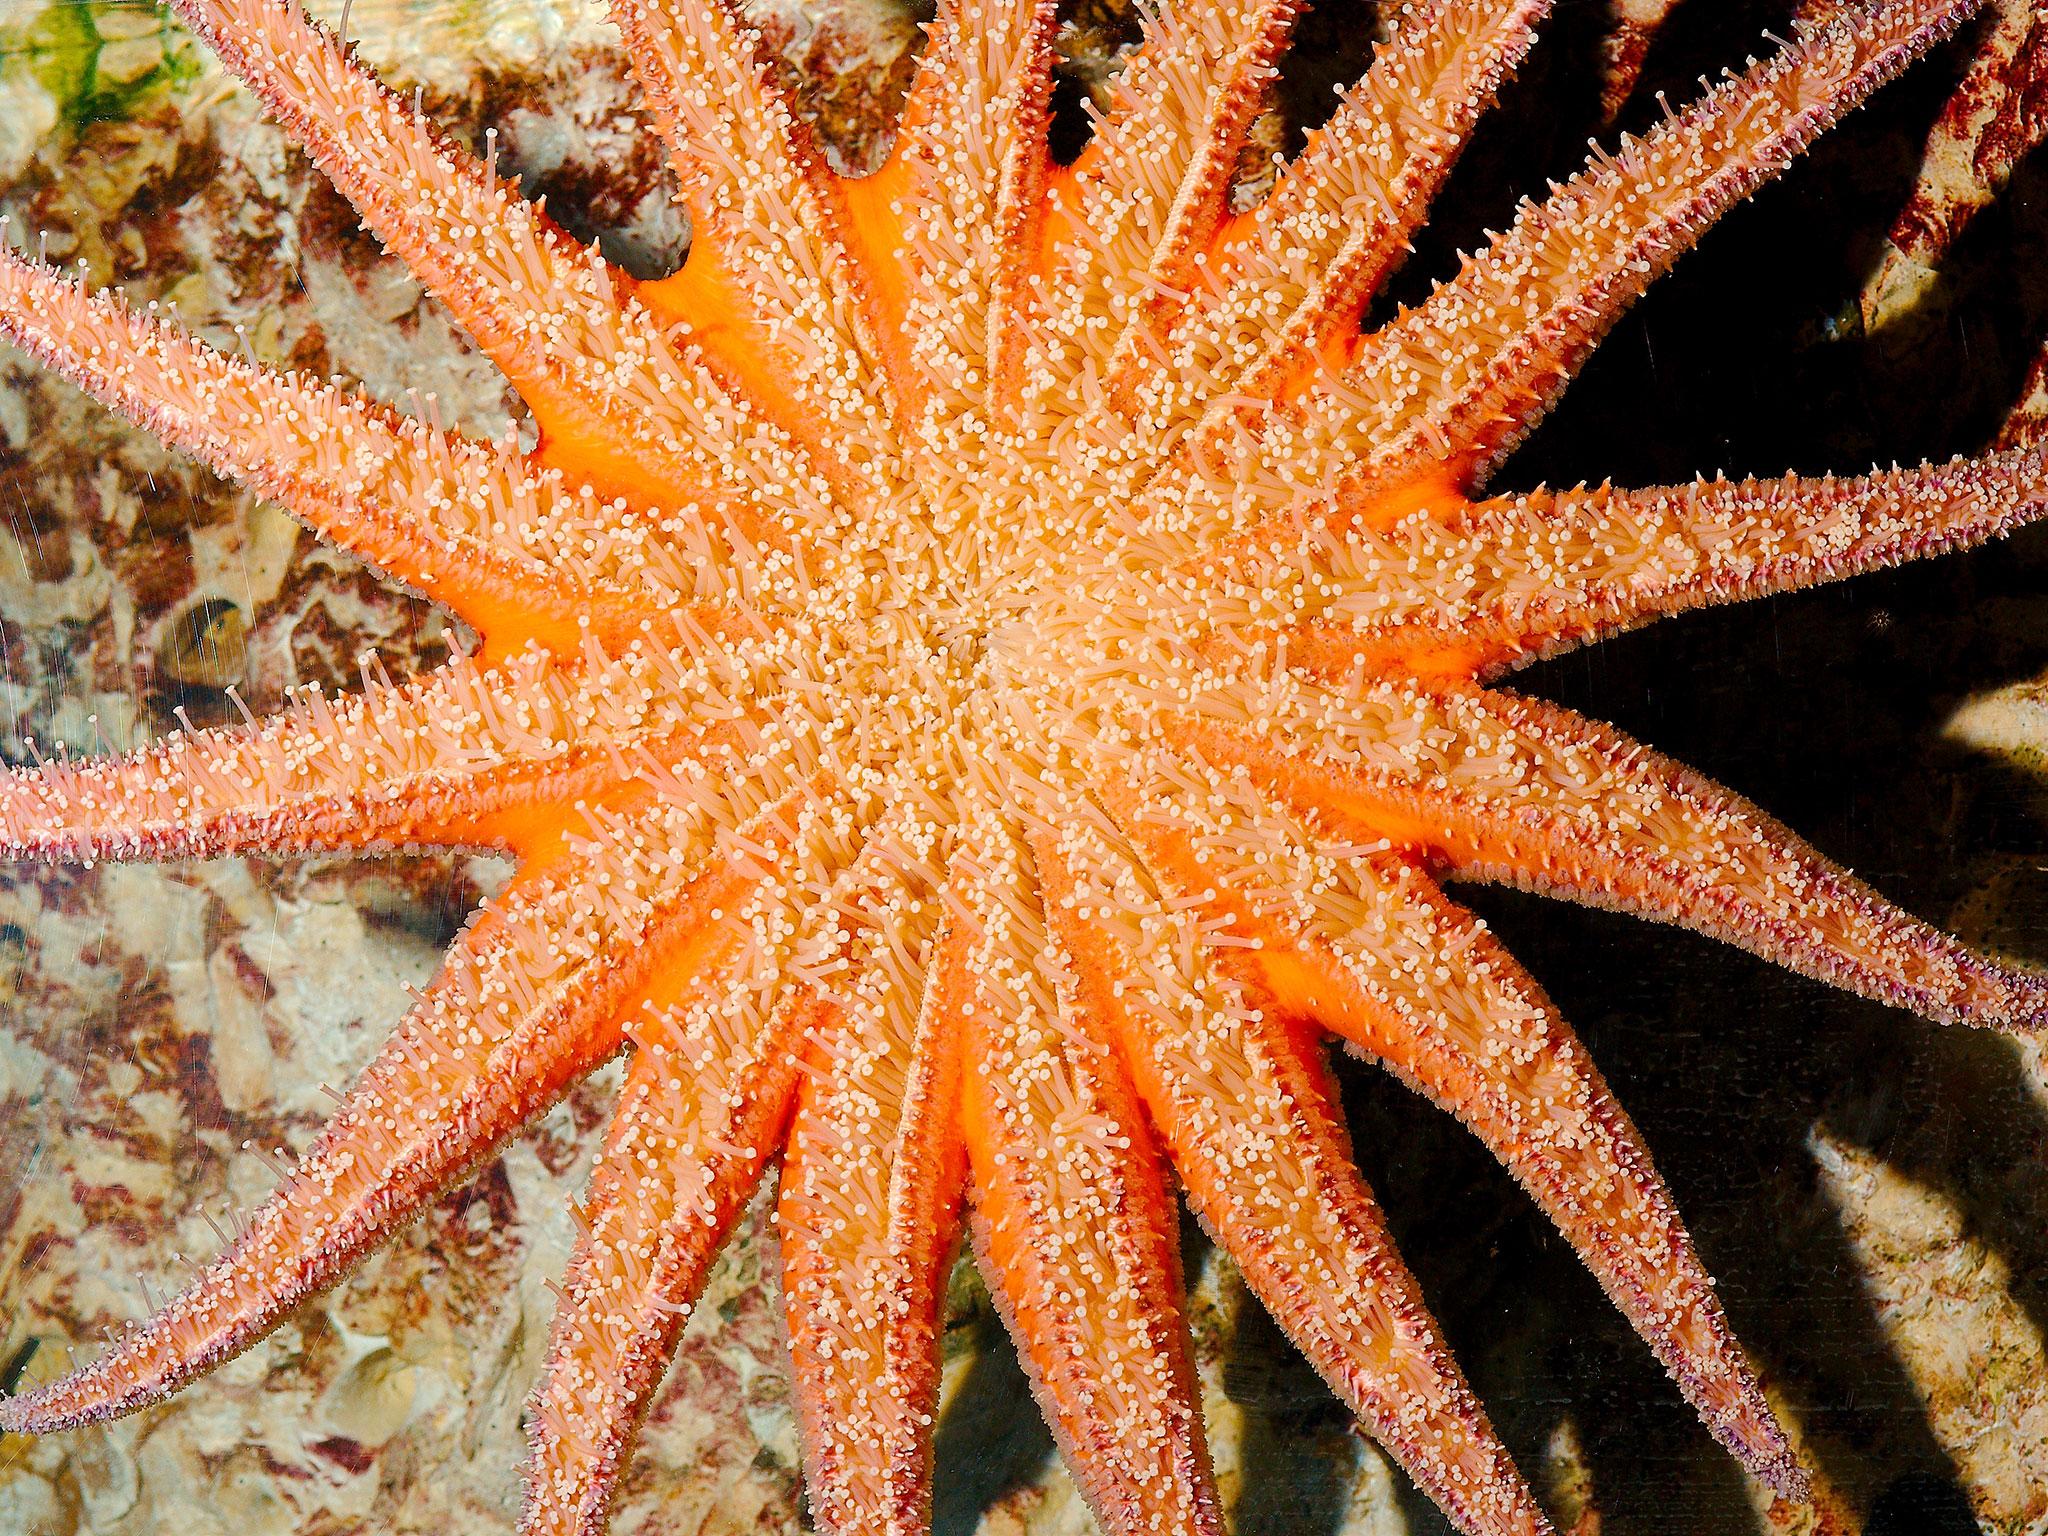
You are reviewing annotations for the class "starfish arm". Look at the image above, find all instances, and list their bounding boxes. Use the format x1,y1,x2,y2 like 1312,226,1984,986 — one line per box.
1040,0,1297,384
1147,0,1980,557
960,856,1222,1536
1036,803,1553,1536
518,779,866,1535
1108,774,1800,1493
1201,445,2048,679
1455,449,2048,670
0,826,747,1435
1124,0,1549,428
777,851,965,1536
0,621,803,864
613,0,906,478
520,975,812,1535
0,246,671,650
1166,680,2047,1032
891,0,1061,420
165,0,837,524
0,651,629,862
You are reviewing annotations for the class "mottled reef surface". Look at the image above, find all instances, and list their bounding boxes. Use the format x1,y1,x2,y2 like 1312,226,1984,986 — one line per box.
2,0,2048,1532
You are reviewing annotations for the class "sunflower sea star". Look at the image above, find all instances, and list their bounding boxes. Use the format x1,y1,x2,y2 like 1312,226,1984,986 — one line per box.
1,0,2045,1531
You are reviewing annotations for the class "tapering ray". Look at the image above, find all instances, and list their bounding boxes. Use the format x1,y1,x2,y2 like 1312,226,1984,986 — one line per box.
884,0,1060,424
520,1032,803,1536
1113,768,1802,1493
961,836,1221,1536
777,830,964,1536
1035,0,1297,384
1192,446,2048,680
165,0,839,523
532,785,929,1536
0,245,678,651
612,0,906,477
1037,800,1554,1536
0,642,769,863
0,810,771,1436
1115,0,1548,431
521,791,869,1533
1147,0,1980,552
1164,681,2048,1031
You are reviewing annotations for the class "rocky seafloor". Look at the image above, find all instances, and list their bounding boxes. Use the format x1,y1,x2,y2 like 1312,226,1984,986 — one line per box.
1,0,2047,1532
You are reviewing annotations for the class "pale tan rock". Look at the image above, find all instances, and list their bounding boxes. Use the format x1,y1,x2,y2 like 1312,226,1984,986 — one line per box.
94,38,165,88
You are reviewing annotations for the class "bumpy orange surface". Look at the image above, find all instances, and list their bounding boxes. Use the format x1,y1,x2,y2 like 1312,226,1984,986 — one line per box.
2,0,2045,1533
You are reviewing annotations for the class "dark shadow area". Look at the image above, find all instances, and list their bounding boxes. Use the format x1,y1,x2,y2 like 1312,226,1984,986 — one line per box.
1048,0,1146,164
1267,0,1388,154
1420,445,2048,1526
1866,1469,1985,1536
1381,467,2048,1530
1219,1286,1362,1536
1611,0,1805,136
1333,1024,1767,1535
1499,46,2048,495
1427,894,2014,1530
930,1312,1060,1536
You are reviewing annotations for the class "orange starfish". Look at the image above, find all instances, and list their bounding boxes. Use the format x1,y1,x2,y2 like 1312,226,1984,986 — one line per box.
1,0,2044,1532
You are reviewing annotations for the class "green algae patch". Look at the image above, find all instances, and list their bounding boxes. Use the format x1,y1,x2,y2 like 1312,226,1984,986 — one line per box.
0,0,201,135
